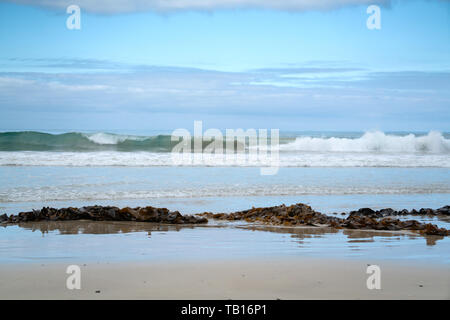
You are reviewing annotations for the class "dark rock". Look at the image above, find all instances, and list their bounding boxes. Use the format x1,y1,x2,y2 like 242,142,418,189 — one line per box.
166,211,181,222
200,203,449,238
3,205,208,225
3,203,449,238
420,223,449,236
348,208,381,218
419,208,435,215
357,208,376,216
401,220,422,230
379,208,395,216
436,206,450,215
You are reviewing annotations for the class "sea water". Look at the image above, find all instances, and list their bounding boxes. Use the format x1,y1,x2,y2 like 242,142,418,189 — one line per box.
0,131,449,264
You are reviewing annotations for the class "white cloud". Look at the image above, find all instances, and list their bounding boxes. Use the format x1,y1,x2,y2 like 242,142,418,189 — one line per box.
2,0,392,14
0,65,448,114
0,66,449,130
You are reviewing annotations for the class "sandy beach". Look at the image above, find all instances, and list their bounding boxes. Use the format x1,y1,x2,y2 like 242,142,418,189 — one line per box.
1,258,448,300
1,216,449,300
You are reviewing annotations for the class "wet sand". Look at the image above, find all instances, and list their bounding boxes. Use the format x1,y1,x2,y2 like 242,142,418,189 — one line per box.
0,258,448,299
1,220,449,299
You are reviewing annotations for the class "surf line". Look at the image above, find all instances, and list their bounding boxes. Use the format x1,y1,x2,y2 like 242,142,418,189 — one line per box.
171,120,280,175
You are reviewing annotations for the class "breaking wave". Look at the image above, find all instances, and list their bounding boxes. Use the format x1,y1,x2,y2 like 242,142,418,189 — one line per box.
0,130,449,154
0,131,449,167
280,131,450,154
0,131,174,152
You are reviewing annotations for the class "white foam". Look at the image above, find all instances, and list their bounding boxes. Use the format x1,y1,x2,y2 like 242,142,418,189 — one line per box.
280,131,450,154
84,133,144,145
1,184,448,203
0,151,448,167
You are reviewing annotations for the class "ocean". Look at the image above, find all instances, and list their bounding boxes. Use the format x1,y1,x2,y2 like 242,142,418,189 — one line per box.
1,130,449,265
0,130,449,167
0,130,449,215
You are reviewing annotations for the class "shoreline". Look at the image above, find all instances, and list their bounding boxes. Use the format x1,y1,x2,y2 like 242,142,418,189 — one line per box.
1,203,449,299
2,203,449,236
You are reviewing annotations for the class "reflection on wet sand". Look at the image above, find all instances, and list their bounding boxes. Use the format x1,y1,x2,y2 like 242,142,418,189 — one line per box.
6,219,445,246
341,228,444,246
13,220,206,236
239,225,338,244
237,224,443,246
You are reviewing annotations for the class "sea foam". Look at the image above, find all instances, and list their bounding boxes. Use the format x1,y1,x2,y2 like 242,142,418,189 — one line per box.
280,131,450,154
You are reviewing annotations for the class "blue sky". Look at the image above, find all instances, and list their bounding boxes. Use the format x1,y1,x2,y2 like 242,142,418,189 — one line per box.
0,0,449,132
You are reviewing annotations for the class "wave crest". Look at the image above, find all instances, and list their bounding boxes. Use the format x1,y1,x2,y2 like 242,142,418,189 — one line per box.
280,131,450,154
0,131,174,152
0,130,449,154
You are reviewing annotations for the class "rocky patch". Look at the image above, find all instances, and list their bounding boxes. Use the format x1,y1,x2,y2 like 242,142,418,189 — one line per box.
1,205,208,225
1,203,448,236
199,203,449,236
342,206,450,218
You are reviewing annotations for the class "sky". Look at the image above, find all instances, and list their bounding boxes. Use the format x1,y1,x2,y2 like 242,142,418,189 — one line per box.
0,0,449,132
